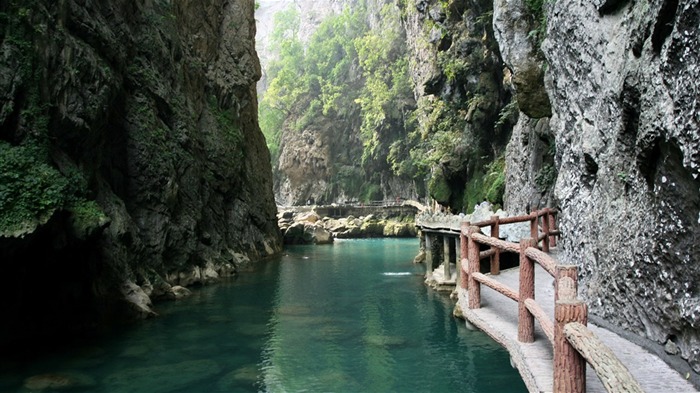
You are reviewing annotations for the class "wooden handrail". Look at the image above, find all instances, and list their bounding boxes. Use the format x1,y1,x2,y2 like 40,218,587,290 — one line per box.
563,322,644,393
525,298,554,343
524,247,557,276
470,232,520,253
447,207,643,393
473,272,519,302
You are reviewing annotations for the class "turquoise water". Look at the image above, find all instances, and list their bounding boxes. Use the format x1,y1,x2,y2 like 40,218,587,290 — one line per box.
0,238,527,392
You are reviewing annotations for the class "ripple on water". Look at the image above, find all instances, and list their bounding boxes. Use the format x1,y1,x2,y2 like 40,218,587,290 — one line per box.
0,239,527,393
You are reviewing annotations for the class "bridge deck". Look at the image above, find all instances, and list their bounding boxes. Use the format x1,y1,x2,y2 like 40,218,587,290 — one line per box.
455,256,697,393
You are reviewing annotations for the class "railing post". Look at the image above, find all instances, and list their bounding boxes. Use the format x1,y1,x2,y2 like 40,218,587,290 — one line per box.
490,215,500,275
542,209,550,253
549,210,558,248
554,272,587,393
460,222,469,290
467,226,481,309
443,236,451,281
530,211,539,248
555,265,578,302
518,238,537,343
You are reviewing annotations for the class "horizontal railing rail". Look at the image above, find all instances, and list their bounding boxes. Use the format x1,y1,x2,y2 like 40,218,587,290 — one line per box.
447,207,642,393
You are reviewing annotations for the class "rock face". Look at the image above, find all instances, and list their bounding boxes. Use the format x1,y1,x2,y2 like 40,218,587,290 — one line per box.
0,0,281,344
266,0,422,207
401,0,513,212
497,0,700,376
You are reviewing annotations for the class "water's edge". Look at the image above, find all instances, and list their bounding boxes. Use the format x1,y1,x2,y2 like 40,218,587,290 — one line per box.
1,239,527,393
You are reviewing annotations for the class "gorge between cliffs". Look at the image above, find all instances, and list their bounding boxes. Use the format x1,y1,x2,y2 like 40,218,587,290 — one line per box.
1,0,700,389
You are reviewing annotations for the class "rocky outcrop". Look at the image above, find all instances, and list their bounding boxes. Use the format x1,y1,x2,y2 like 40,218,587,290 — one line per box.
278,208,417,243
401,0,512,212
497,0,700,377
0,0,281,344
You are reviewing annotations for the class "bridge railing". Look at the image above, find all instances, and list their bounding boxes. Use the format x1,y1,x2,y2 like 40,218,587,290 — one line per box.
459,208,642,393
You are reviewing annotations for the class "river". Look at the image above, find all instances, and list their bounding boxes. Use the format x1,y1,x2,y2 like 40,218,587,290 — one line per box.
0,238,527,392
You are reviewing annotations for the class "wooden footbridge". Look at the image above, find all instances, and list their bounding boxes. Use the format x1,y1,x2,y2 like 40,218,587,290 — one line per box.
417,209,697,393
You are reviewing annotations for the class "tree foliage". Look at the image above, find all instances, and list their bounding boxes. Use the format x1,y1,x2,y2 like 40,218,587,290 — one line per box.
259,2,418,195
259,0,512,210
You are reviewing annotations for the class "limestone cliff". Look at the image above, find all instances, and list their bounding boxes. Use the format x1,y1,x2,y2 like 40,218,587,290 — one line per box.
262,0,422,206
0,0,281,345
497,0,700,377
400,0,513,212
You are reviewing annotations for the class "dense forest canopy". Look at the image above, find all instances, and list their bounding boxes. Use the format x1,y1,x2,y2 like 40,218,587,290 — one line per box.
257,0,513,211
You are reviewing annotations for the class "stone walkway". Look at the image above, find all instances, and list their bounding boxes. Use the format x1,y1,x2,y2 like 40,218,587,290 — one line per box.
455,263,698,393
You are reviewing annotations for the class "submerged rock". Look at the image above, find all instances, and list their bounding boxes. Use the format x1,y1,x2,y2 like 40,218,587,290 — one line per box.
103,359,221,393
24,372,96,391
170,285,192,299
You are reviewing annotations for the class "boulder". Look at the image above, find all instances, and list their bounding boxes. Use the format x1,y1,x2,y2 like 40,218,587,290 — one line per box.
304,223,333,245
121,281,156,319
170,285,192,299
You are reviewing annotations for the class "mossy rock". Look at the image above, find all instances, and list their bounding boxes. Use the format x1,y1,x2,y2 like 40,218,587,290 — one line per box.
428,168,452,205
360,220,385,237
68,200,110,240
513,64,552,119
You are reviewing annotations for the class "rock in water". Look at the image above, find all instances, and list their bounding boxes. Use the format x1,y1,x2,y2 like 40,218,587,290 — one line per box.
24,372,96,391
103,359,221,393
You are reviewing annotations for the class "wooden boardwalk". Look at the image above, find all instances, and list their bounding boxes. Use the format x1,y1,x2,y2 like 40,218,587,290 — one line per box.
455,261,698,393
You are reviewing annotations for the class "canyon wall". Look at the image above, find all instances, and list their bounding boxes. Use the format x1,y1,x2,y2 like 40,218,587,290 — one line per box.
496,0,700,377
0,0,281,344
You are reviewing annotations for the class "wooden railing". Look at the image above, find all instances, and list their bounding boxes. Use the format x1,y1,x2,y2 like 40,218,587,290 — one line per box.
459,208,642,393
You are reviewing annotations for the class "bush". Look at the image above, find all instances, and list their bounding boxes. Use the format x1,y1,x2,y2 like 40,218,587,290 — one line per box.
0,142,69,234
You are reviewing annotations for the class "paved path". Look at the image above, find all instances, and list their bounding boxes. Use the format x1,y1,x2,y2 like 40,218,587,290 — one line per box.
455,262,698,393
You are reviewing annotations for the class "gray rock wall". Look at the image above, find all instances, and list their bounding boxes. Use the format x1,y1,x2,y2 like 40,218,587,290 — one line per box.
498,0,700,374
0,0,281,340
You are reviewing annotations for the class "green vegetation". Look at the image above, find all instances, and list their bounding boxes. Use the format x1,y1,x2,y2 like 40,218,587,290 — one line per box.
495,98,519,128
536,163,557,190
259,2,418,202
209,94,243,160
0,1,107,236
0,141,106,236
535,138,557,191
463,155,506,213
260,0,513,211
0,142,68,233
68,200,109,239
525,0,549,49
428,168,452,205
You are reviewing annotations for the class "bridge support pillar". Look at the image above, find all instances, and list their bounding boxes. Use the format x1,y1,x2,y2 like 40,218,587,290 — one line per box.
455,236,461,285
530,212,539,248
459,223,469,290
443,236,451,281
424,234,433,278
549,211,558,247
